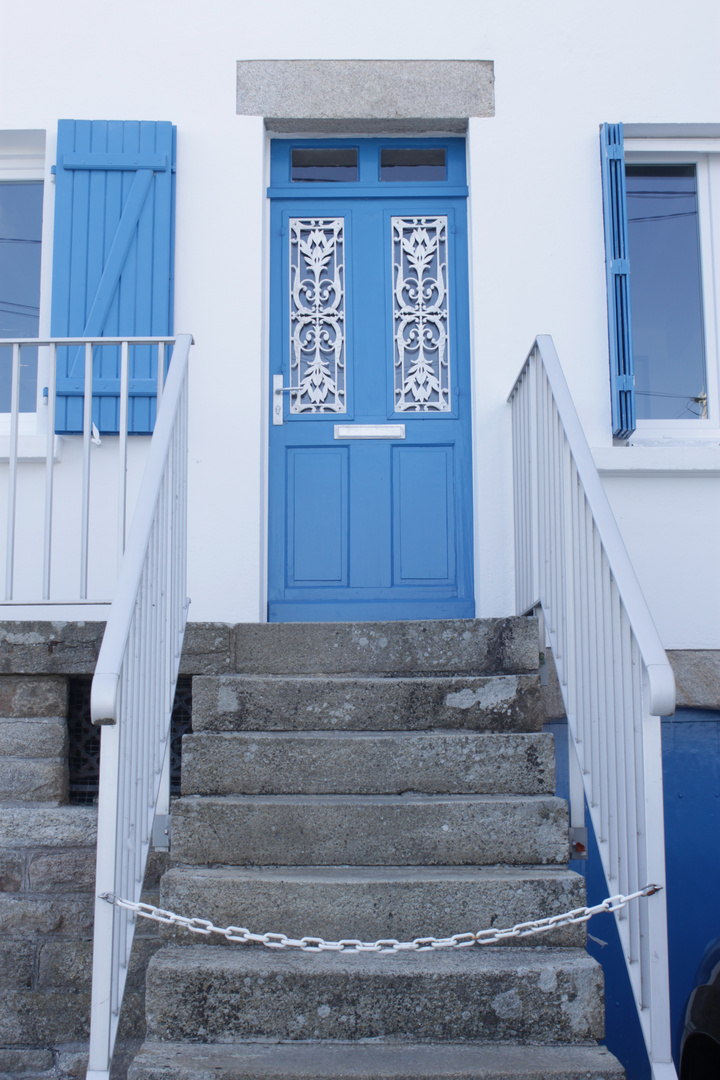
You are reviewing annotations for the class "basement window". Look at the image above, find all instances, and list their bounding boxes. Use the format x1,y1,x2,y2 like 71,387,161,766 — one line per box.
68,676,193,804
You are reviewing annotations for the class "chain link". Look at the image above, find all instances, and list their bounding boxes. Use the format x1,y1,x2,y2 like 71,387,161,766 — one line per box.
102,884,660,953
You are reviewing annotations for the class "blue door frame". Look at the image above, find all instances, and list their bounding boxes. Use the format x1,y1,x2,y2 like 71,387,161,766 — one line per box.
268,139,474,623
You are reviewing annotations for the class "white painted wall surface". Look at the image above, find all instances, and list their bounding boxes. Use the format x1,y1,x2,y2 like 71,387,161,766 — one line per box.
601,474,720,650
1,0,719,646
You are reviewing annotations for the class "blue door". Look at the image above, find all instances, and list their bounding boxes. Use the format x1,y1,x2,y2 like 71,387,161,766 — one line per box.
268,140,474,622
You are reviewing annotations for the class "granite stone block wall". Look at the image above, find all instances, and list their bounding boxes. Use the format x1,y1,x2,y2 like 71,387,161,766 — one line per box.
0,670,167,1080
0,678,68,805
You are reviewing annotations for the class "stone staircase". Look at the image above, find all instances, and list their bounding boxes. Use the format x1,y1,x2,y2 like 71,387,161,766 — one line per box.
129,618,624,1080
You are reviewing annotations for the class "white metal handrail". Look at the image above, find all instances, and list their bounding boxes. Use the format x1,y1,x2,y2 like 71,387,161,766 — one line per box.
508,336,677,1080
1,335,176,603
85,333,192,1080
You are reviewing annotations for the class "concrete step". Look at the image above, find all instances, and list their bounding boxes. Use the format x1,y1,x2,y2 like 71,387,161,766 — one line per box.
160,866,586,947
191,674,543,733
171,794,569,866
232,619,538,677
144,945,604,1043
130,1040,625,1080
180,732,555,796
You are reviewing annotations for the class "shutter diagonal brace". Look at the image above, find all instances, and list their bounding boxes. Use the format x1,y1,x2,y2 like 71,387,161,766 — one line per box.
67,168,155,377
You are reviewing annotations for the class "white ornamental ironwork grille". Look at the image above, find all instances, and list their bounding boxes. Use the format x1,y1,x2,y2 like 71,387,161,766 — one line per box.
392,216,451,413
289,218,346,413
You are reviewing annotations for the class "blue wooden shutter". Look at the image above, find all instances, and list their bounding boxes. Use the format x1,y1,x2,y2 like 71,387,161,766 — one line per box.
51,120,176,434
600,123,635,439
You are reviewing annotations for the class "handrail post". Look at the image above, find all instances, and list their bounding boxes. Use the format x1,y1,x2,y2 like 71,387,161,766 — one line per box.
80,341,94,600
5,343,21,601
641,683,674,1069
567,725,586,848
153,740,172,852
86,719,120,1080
528,348,540,608
42,343,57,600
117,340,130,563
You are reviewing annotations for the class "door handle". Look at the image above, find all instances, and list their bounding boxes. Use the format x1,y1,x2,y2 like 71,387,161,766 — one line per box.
272,374,294,426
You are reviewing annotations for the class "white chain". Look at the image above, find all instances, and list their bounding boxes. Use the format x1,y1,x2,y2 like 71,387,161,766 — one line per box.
102,884,660,953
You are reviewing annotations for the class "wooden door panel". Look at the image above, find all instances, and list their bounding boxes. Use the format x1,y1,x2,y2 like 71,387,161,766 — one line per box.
287,447,348,586
393,446,455,584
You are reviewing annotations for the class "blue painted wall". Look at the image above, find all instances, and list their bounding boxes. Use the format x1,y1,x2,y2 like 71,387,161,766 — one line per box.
546,709,720,1078
662,710,720,1065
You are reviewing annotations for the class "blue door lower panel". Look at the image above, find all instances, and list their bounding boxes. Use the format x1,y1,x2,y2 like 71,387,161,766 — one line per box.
394,446,455,584
269,436,473,623
288,448,348,586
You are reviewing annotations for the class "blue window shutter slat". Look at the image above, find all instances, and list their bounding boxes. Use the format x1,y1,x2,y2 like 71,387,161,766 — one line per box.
131,121,159,435
168,125,177,342
66,122,93,434
101,120,128,434
51,121,74,432
62,152,168,170
51,119,176,435
600,122,636,439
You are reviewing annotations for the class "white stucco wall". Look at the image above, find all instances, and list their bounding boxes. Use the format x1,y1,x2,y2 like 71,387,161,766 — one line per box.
1,0,719,646
601,472,720,649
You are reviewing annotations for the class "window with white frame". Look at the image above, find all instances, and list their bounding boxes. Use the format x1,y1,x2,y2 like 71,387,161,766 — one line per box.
624,137,720,435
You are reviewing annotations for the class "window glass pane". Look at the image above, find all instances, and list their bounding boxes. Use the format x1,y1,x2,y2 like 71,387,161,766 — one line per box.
626,165,706,420
0,181,43,412
291,148,358,182
380,148,446,181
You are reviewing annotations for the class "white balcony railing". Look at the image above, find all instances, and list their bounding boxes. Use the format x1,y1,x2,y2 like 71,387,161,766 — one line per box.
1,333,192,1075
85,333,191,1080
508,336,677,1080
1,336,180,605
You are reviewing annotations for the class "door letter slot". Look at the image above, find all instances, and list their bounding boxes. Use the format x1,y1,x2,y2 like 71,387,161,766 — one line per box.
334,424,406,440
